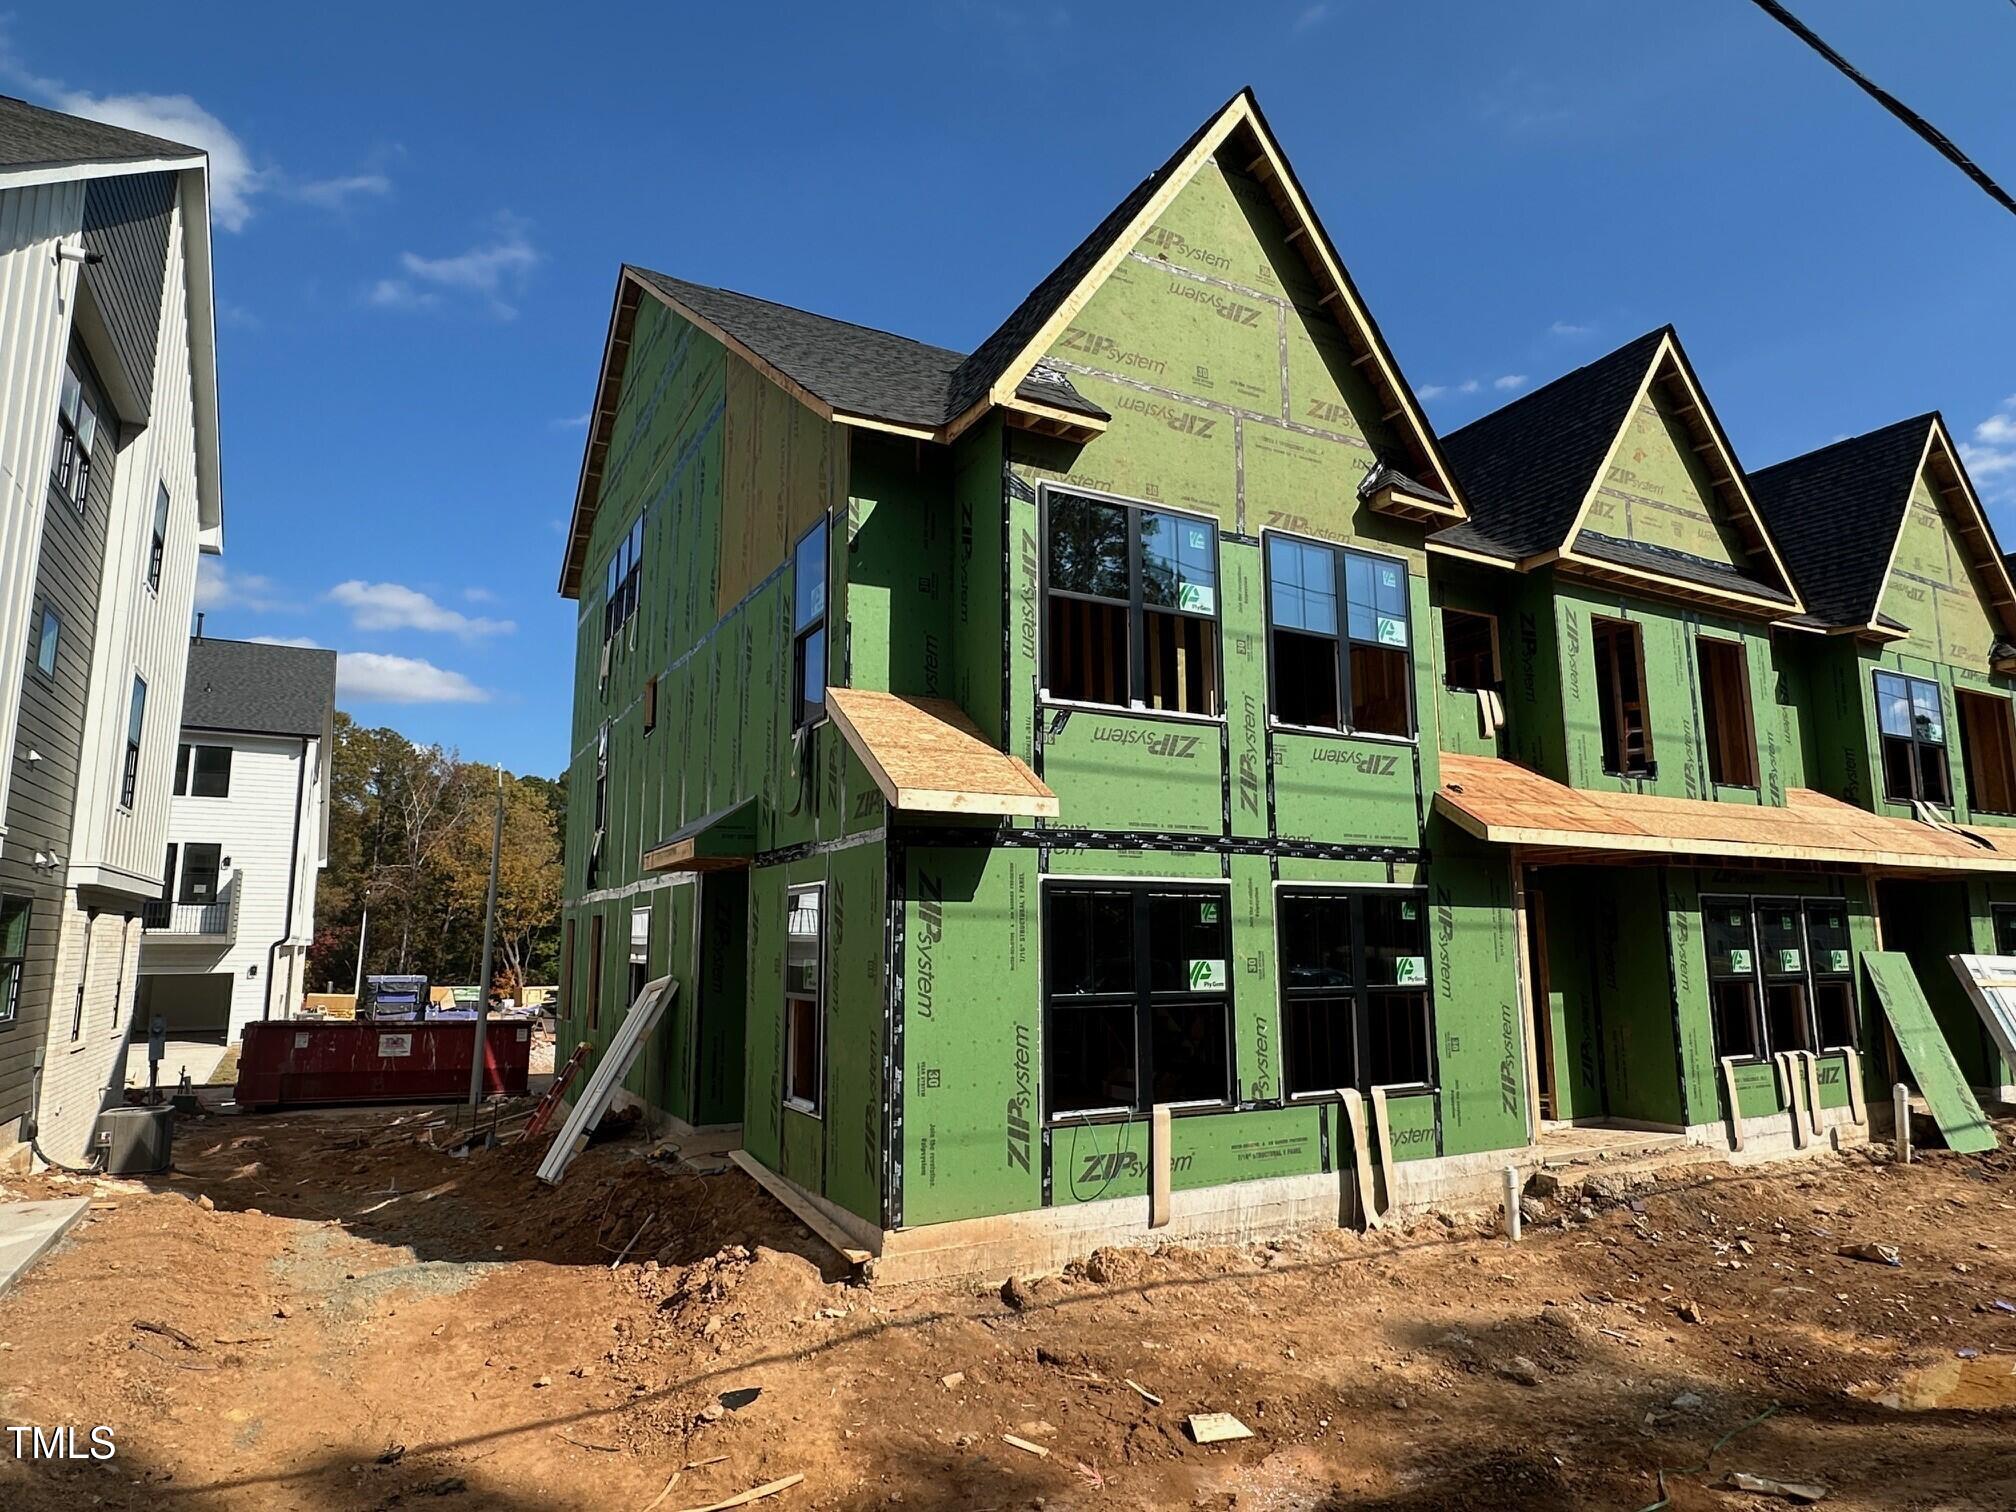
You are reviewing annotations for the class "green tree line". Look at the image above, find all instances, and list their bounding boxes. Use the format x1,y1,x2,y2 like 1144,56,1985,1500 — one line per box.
307,711,565,995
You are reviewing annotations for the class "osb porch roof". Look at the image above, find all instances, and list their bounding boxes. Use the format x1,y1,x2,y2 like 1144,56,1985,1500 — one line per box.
826,687,1058,819
1435,752,2016,874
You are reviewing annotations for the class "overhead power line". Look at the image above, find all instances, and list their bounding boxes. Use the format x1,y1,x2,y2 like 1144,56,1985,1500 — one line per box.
1748,0,2016,219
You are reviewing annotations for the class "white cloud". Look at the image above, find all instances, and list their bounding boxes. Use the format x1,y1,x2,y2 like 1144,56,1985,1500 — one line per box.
1549,320,1595,338
335,652,488,705
1417,384,1448,401
195,558,283,612
1493,373,1529,392
463,586,498,604
251,639,487,705
1965,395,2016,506
0,28,389,232
367,218,540,318
328,579,514,638
1293,3,1331,31
1458,379,1481,395
286,172,391,210
552,411,591,430
52,88,261,231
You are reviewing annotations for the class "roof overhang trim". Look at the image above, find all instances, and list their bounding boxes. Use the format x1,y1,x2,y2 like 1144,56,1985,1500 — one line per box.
642,797,758,873
1553,332,1803,615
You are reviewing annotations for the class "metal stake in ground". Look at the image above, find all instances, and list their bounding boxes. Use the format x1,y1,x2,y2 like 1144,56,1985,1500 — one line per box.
466,768,505,1119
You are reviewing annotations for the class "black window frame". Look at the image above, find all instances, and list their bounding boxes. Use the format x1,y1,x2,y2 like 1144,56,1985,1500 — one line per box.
1873,669,1951,806
1803,898,1858,1049
177,842,222,906
1440,605,1500,694
784,883,825,1114
0,893,28,1025
1277,887,1434,1098
792,517,829,730
32,601,59,679
1993,904,2016,958
1042,881,1235,1121
601,515,644,648
119,675,147,810
1040,487,1224,718
1263,531,1415,738
50,358,100,513
174,743,231,799
1702,893,1860,1061
147,483,169,590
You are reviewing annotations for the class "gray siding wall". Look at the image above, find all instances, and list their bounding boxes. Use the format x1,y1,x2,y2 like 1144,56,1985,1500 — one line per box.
80,172,173,423
0,349,117,1127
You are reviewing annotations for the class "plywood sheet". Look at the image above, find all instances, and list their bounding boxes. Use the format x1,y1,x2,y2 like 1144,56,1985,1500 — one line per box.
1436,752,2016,874
1863,951,1996,1154
827,687,1058,818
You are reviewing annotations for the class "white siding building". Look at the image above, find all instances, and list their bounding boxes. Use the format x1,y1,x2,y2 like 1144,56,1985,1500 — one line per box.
136,638,335,1058
0,95,223,1167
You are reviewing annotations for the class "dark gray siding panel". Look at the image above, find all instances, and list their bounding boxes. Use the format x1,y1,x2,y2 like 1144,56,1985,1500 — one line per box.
80,170,172,422
0,348,118,1126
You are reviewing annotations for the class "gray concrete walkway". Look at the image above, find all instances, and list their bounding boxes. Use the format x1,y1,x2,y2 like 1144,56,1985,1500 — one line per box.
0,1197,89,1299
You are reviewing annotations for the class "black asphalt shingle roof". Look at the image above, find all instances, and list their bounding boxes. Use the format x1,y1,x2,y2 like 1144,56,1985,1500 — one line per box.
182,637,337,739
1574,530,1796,605
1748,416,1935,629
1434,330,1669,560
628,269,1109,432
0,92,200,172
943,101,1227,424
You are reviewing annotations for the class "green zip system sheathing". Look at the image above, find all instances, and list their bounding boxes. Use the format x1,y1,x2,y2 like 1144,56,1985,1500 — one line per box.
1577,389,1750,567
555,108,2016,1265
1863,951,1997,1154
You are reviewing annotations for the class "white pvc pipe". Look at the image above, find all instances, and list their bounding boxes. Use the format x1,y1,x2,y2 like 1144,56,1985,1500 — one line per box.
1503,1164,1522,1242
1893,1083,1912,1164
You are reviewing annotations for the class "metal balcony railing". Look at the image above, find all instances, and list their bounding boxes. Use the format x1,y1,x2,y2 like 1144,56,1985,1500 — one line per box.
141,871,240,940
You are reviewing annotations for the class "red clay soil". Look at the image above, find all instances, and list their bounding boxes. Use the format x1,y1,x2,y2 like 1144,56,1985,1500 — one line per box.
4,1104,2016,1510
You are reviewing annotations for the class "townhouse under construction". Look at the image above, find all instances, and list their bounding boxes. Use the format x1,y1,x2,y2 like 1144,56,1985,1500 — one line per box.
554,89,2016,1278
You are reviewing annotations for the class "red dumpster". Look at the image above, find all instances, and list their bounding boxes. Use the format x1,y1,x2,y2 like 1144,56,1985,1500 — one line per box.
235,1019,531,1110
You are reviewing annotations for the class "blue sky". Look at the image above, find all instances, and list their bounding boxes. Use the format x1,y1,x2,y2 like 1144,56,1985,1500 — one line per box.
4,1,2013,777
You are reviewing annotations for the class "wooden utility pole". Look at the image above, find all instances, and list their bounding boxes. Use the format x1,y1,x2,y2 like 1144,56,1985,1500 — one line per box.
466,768,505,1115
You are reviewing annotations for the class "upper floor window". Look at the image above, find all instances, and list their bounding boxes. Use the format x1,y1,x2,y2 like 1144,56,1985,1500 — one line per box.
1696,636,1757,788
173,743,232,798
1045,493,1221,716
1874,670,1950,805
119,676,147,809
33,604,60,678
792,518,827,728
1593,617,1653,777
602,516,643,645
1441,607,1498,693
50,361,100,512
148,485,170,590
1956,688,2016,816
1266,535,1410,736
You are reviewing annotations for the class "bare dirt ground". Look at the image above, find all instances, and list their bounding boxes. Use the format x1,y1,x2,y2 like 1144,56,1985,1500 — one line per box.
5,1104,2016,1511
